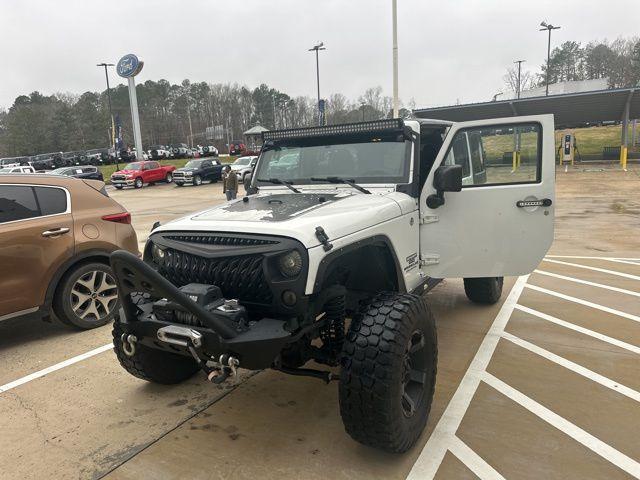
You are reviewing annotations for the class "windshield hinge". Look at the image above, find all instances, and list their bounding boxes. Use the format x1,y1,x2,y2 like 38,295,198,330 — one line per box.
419,254,440,266
419,214,439,225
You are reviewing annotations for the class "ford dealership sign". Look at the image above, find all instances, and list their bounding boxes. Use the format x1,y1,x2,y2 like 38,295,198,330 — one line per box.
116,54,143,78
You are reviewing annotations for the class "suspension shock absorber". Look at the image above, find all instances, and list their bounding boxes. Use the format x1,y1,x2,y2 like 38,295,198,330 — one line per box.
320,294,346,363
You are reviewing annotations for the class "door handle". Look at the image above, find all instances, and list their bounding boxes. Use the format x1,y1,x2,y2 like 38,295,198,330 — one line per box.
516,198,552,208
42,227,70,237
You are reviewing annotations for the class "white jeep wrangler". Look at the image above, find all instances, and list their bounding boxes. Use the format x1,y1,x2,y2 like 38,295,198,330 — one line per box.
110,116,554,452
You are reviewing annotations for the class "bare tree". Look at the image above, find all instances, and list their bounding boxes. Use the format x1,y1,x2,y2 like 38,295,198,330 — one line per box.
503,67,535,95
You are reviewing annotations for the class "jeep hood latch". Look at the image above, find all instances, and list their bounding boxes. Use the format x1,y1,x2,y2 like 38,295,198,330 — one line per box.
315,226,333,251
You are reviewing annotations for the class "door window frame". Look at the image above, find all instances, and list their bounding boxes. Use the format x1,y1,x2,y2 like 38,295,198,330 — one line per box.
442,121,543,188
0,184,71,225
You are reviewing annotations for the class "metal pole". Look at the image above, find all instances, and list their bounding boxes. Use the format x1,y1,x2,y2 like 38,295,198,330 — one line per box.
272,95,277,129
98,63,116,166
315,49,321,125
127,77,144,160
540,23,560,96
309,43,325,126
392,0,399,117
514,60,525,99
187,103,194,148
546,28,551,96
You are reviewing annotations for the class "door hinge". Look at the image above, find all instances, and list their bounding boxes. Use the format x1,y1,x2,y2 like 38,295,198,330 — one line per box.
419,254,440,266
420,214,439,225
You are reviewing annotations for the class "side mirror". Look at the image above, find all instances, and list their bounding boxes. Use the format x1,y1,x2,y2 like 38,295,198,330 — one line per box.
427,165,462,209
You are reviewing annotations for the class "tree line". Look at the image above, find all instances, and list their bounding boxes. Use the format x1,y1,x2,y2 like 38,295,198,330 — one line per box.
504,36,640,94
0,80,405,157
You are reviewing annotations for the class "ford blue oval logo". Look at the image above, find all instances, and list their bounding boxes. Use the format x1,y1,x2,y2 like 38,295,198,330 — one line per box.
117,54,141,78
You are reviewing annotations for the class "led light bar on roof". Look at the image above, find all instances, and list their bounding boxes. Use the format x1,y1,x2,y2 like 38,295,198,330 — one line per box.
262,118,404,141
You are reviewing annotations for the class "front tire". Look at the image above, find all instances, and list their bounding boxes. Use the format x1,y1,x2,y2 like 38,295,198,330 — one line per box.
463,277,503,304
193,175,202,186
339,292,437,453
165,172,173,183
113,321,199,384
53,262,119,329
134,177,143,189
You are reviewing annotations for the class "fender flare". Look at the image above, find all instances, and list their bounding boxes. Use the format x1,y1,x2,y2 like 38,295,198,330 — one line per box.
312,235,406,294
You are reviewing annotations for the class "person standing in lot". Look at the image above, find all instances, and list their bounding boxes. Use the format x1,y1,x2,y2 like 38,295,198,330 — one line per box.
223,165,238,201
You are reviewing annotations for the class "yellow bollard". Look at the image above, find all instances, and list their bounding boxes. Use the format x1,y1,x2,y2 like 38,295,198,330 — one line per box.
517,151,521,168
620,145,628,171
512,151,517,172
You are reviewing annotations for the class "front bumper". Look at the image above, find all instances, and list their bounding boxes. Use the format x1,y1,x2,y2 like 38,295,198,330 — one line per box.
111,250,294,370
111,177,135,186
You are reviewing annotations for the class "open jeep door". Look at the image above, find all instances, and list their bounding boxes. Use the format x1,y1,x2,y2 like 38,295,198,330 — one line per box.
419,114,555,278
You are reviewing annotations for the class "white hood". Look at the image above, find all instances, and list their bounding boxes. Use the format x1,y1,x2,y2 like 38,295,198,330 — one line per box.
154,188,406,248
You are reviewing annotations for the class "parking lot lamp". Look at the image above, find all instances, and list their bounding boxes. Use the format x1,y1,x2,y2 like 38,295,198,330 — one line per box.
308,42,326,125
540,22,561,96
97,63,116,165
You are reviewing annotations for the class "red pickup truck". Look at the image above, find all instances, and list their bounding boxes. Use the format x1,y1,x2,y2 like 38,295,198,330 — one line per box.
111,161,175,189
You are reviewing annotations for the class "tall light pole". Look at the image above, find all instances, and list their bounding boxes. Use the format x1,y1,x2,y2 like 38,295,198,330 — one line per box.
308,42,326,126
97,62,116,166
514,60,525,99
540,21,560,96
391,0,399,118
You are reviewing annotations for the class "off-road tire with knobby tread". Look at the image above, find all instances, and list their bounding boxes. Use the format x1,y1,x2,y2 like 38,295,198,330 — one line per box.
112,295,199,384
463,277,504,304
339,292,437,453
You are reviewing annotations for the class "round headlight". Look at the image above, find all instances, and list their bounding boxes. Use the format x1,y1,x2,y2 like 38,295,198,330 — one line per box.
278,250,303,278
151,243,165,262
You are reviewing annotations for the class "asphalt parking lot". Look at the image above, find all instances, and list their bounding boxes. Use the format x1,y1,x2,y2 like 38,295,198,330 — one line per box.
1,166,639,480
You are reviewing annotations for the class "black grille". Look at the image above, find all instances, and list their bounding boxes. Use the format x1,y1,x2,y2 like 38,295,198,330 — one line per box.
165,235,277,247
158,248,272,304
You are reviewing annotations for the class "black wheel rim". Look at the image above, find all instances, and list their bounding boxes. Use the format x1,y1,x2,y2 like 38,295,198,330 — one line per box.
401,329,427,418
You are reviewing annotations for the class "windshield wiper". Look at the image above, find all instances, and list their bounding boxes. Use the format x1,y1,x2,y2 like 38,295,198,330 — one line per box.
310,177,371,194
256,178,300,193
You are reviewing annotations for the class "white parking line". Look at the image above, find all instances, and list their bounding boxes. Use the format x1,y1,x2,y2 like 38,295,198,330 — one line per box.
533,269,640,298
0,343,112,394
514,304,640,355
502,332,640,403
608,259,640,266
483,372,640,478
406,275,529,480
546,255,640,262
543,259,640,282
448,436,505,480
524,284,640,324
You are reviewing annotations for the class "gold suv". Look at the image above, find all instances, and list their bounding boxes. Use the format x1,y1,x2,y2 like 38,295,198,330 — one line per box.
0,174,138,329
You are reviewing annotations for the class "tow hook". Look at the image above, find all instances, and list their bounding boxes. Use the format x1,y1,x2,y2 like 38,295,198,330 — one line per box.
121,334,137,357
206,354,240,384
184,343,239,385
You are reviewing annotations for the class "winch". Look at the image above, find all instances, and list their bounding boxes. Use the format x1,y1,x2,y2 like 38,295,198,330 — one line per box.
152,283,248,329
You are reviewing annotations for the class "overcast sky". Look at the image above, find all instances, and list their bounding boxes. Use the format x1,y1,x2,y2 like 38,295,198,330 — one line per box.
1,0,639,110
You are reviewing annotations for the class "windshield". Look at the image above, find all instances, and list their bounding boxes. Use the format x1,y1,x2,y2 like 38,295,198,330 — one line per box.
184,160,204,168
123,163,142,170
0,168,13,173
51,168,71,175
234,157,252,166
254,136,410,185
